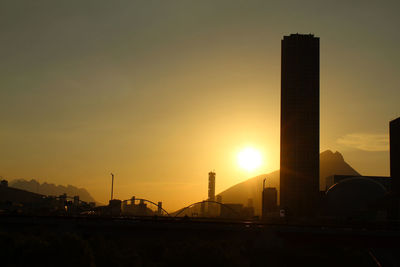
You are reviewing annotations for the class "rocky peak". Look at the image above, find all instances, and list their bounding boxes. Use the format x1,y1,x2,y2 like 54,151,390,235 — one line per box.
320,150,344,162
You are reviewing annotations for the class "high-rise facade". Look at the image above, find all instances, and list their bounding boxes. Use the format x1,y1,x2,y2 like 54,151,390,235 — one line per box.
280,34,320,216
390,117,400,195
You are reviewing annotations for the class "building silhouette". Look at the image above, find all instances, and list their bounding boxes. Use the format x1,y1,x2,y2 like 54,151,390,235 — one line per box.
390,117,400,195
324,176,387,220
208,171,216,201
280,34,320,216
325,175,391,192
262,187,278,218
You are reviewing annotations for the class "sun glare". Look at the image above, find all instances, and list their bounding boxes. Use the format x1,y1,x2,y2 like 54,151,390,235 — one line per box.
237,147,262,172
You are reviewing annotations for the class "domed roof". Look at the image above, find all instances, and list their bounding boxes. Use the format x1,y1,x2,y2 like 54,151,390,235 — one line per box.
325,177,387,218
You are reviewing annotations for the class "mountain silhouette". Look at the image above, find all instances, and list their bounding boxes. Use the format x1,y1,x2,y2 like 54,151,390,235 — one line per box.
218,150,360,215
9,179,99,204
319,150,360,189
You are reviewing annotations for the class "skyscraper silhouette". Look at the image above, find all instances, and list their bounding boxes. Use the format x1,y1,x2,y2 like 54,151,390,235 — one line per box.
390,117,400,195
208,171,216,201
280,34,320,216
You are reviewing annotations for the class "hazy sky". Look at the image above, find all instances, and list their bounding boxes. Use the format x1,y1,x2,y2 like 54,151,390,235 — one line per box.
1,0,399,210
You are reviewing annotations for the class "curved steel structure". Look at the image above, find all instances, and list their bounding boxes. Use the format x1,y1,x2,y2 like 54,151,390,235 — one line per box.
122,198,171,216
174,200,241,218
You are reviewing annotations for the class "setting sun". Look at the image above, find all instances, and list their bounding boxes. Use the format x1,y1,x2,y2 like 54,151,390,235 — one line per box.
237,147,262,172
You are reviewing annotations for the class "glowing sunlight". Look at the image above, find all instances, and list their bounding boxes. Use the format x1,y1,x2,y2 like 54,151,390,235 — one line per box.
237,147,262,172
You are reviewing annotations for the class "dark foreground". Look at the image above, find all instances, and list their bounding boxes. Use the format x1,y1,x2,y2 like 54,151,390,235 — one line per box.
1,215,400,267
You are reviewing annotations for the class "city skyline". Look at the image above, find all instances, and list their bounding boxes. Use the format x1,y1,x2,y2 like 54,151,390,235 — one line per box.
1,1,399,210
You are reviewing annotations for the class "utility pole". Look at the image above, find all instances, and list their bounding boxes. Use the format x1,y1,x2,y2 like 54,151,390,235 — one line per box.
110,173,114,200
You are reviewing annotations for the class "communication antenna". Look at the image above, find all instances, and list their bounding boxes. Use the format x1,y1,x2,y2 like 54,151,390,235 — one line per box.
110,173,114,200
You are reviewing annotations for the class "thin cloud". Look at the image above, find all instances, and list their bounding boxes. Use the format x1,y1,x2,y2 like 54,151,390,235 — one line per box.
337,133,389,152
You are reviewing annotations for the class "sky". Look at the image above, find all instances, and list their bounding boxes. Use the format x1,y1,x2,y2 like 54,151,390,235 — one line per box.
1,0,399,211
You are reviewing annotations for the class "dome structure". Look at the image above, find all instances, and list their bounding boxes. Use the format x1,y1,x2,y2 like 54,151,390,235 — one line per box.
325,177,387,219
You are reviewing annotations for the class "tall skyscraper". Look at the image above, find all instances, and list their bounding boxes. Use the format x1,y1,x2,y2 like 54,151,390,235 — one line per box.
390,117,400,195
208,171,216,201
280,34,320,216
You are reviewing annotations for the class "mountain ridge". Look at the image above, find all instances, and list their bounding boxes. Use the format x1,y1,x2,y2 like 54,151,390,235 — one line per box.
9,179,99,204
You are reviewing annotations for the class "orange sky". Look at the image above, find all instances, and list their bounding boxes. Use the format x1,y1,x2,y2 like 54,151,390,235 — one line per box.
1,1,399,211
